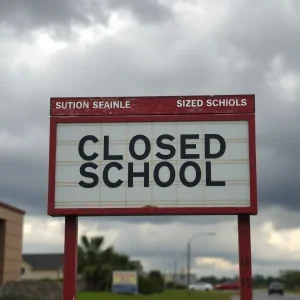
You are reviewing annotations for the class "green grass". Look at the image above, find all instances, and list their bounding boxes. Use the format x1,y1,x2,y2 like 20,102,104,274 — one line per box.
0,289,237,300
77,290,236,300
285,290,300,294
0,297,37,300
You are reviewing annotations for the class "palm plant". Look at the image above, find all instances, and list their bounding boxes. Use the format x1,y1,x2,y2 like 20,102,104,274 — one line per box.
77,235,140,291
77,235,104,290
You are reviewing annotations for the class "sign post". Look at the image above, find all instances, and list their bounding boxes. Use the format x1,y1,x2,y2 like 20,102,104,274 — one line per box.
63,216,78,300
48,95,257,300
238,214,253,300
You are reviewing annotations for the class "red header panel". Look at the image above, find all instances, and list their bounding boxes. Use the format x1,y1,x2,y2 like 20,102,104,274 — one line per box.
51,94,255,116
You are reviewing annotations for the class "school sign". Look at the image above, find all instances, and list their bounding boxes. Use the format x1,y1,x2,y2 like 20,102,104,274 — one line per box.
48,95,257,300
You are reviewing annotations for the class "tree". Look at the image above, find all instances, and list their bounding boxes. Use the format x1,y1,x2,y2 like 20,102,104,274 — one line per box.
252,274,266,288
148,270,164,293
77,235,141,292
198,276,218,285
112,252,136,270
280,270,300,289
138,275,157,295
77,235,105,290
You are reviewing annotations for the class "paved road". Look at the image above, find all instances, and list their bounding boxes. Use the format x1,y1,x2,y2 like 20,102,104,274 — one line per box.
232,290,300,300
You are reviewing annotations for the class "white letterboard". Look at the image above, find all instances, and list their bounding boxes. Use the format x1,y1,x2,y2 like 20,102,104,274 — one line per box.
54,121,250,209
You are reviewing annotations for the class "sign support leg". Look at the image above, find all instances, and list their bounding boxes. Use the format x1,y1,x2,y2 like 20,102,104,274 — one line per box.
63,216,78,300
238,214,252,300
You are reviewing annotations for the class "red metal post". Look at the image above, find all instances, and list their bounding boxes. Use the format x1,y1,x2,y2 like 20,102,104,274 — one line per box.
238,214,252,300
63,216,78,300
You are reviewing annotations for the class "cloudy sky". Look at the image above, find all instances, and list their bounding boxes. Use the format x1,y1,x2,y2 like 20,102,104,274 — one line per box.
1,0,300,278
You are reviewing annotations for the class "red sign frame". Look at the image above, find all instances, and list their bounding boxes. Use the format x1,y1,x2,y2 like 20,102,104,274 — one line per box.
50,94,254,116
48,95,257,217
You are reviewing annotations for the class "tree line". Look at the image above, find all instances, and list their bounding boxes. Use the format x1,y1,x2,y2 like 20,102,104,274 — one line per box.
77,235,300,293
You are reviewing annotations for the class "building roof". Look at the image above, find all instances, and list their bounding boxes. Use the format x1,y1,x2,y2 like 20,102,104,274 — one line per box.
23,253,64,270
0,201,25,215
22,254,141,271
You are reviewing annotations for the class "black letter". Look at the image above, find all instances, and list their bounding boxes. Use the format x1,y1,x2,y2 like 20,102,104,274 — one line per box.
78,135,99,161
129,135,151,160
241,278,252,288
247,278,252,288
79,163,99,188
205,134,226,159
103,136,123,160
153,162,176,187
156,134,176,160
206,162,225,186
179,161,201,187
128,162,149,187
102,162,123,188
180,134,200,159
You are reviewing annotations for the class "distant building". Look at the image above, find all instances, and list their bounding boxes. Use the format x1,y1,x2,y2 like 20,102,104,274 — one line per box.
173,273,197,286
21,254,144,280
164,273,197,286
0,201,25,287
21,253,64,280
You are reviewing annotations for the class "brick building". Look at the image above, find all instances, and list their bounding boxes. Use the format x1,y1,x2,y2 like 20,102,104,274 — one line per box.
0,201,25,287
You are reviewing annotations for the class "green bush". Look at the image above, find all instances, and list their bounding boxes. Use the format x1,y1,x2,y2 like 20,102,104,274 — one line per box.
165,281,187,290
138,276,158,295
147,270,164,293
176,283,187,290
166,281,175,289
41,278,52,281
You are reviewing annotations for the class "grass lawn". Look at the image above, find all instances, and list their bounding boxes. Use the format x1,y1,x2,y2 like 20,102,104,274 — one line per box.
285,290,300,294
77,290,237,300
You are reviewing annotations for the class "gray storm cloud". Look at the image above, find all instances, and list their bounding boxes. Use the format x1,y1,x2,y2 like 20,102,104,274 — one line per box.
0,0,299,217
1,0,300,276
0,0,173,38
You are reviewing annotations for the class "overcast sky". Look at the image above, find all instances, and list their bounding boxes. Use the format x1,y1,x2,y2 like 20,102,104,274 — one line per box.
1,0,300,278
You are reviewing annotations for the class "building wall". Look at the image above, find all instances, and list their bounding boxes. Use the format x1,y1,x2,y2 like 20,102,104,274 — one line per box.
21,262,62,280
163,273,197,286
21,262,82,281
0,202,25,286
173,274,197,286
0,219,5,285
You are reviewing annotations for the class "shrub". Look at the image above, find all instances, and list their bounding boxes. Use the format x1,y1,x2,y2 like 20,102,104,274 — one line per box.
138,276,157,295
176,283,187,290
